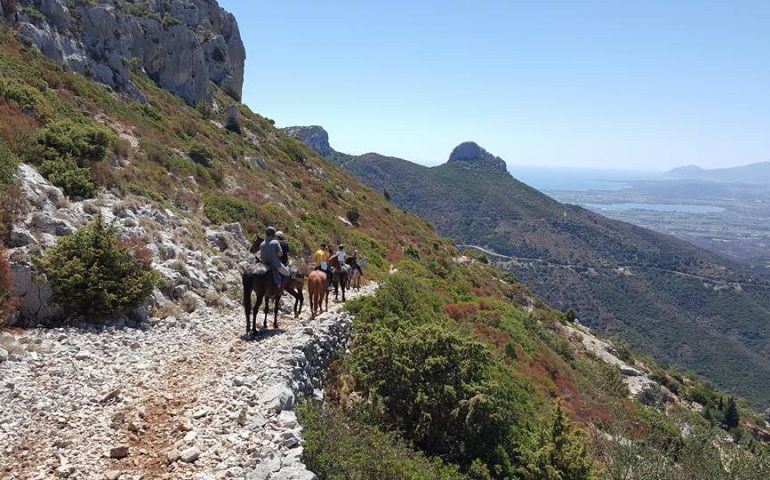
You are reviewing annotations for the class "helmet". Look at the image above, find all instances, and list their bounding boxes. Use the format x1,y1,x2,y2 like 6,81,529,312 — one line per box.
275,231,285,239
338,244,344,249
266,226,277,236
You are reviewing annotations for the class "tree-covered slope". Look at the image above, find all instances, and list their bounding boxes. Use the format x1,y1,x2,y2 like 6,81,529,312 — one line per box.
288,129,770,407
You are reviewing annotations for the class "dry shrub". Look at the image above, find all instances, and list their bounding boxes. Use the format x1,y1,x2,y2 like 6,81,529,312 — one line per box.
0,244,17,324
90,160,117,190
118,236,154,270
0,184,26,241
111,137,132,159
153,301,182,319
179,293,199,313
444,302,478,322
199,289,226,309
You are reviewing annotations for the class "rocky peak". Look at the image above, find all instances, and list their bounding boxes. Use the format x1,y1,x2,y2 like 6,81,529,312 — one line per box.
7,0,245,105
447,141,509,174
283,125,335,157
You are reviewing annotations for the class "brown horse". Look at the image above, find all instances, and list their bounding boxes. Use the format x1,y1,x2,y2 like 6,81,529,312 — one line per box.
328,255,349,302
307,270,329,318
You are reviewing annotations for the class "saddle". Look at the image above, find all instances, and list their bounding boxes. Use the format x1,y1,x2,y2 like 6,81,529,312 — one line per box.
288,265,305,281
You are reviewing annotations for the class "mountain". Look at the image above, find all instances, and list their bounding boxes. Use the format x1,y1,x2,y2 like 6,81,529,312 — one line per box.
3,4,770,477
287,126,770,407
665,161,770,184
3,0,245,104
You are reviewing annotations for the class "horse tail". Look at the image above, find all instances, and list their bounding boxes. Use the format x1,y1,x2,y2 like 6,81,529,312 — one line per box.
242,271,253,323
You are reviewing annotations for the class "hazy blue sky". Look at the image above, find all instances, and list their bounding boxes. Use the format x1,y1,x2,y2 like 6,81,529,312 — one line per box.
219,1,770,170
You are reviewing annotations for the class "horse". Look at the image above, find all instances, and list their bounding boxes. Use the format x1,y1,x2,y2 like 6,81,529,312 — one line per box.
328,254,349,302
347,258,367,291
242,263,283,334
307,270,329,318
248,236,305,319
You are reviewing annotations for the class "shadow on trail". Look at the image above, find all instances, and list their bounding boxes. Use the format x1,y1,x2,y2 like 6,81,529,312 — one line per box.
240,328,286,342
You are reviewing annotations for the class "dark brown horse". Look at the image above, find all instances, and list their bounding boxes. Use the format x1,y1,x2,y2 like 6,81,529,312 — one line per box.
247,236,305,318
242,263,282,333
328,254,349,302
242,237,299,334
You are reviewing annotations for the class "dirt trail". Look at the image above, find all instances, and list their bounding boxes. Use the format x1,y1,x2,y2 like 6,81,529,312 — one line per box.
0,284,373,480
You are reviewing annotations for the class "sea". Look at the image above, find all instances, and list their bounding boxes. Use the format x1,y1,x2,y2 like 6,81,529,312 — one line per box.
508,165,663,192
508,166,724,214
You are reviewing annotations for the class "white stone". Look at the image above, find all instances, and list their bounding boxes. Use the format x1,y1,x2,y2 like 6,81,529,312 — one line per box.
180,446,201,463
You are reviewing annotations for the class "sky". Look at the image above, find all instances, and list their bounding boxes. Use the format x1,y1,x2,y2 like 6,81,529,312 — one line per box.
219,1,770,170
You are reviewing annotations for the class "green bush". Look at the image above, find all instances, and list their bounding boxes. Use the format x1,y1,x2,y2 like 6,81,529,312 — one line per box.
297,402,466,480
188,144,214,167
519,404,595,480
0,77,52,118
346,207,360,225
0,146,19,186
38,158,95,198
35,118,115,165
348,274,530,475
34,217,160,321
203,194,258,225
0,244,15,324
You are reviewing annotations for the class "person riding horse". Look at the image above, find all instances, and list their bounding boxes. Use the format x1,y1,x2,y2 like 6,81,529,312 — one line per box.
276,231,290,266
260,227,291,291
346,249,363,276
314,242,332,289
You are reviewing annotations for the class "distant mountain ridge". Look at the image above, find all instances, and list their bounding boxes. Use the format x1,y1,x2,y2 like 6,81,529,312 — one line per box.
665,162,770,184
286,125,770,407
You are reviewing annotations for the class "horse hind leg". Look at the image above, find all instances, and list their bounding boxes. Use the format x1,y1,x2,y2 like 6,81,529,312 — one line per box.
273,296,280,328
253,294,263,333
263,297,270,329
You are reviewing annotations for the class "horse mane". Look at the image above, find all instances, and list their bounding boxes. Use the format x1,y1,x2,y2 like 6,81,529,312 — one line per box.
249,235,264,254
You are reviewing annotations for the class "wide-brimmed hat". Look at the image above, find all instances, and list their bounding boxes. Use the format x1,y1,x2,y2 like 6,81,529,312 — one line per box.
275,231,285,239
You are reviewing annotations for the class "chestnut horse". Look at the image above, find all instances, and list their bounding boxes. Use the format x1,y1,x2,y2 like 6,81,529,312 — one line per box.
307,270,329,318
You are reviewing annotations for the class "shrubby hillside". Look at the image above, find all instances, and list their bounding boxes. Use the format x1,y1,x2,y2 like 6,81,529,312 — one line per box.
288,127,770,408
1,3,770,478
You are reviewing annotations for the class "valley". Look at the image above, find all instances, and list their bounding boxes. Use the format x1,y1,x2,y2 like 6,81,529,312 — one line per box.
548,179,770,267
287,127,770,407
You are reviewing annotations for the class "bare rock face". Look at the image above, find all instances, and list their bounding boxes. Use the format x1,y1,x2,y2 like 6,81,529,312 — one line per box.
11,0,245,105
283,126,335,157
447,141,509,175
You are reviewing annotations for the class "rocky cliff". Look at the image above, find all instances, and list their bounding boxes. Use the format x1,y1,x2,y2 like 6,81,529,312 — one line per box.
447,141,509,174
4,0,244,105
282,126,334,158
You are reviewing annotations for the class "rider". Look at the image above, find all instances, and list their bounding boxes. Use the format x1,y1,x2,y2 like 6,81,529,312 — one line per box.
259,227,290,288
347,249,363,276
276,231,290,266
314,242,332,288
336,244,347,265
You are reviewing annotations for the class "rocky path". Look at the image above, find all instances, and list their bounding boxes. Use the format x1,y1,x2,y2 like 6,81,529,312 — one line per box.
0,284,375,480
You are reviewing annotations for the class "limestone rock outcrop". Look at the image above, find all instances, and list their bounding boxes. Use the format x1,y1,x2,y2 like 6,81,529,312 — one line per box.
8,0,244,105
283,126,335,158
447,141,509,174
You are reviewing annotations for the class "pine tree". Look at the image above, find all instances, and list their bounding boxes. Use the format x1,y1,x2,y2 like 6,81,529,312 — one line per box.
383,188,391,201
724,396,740,430
521,403,595,480
34,216,160,320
